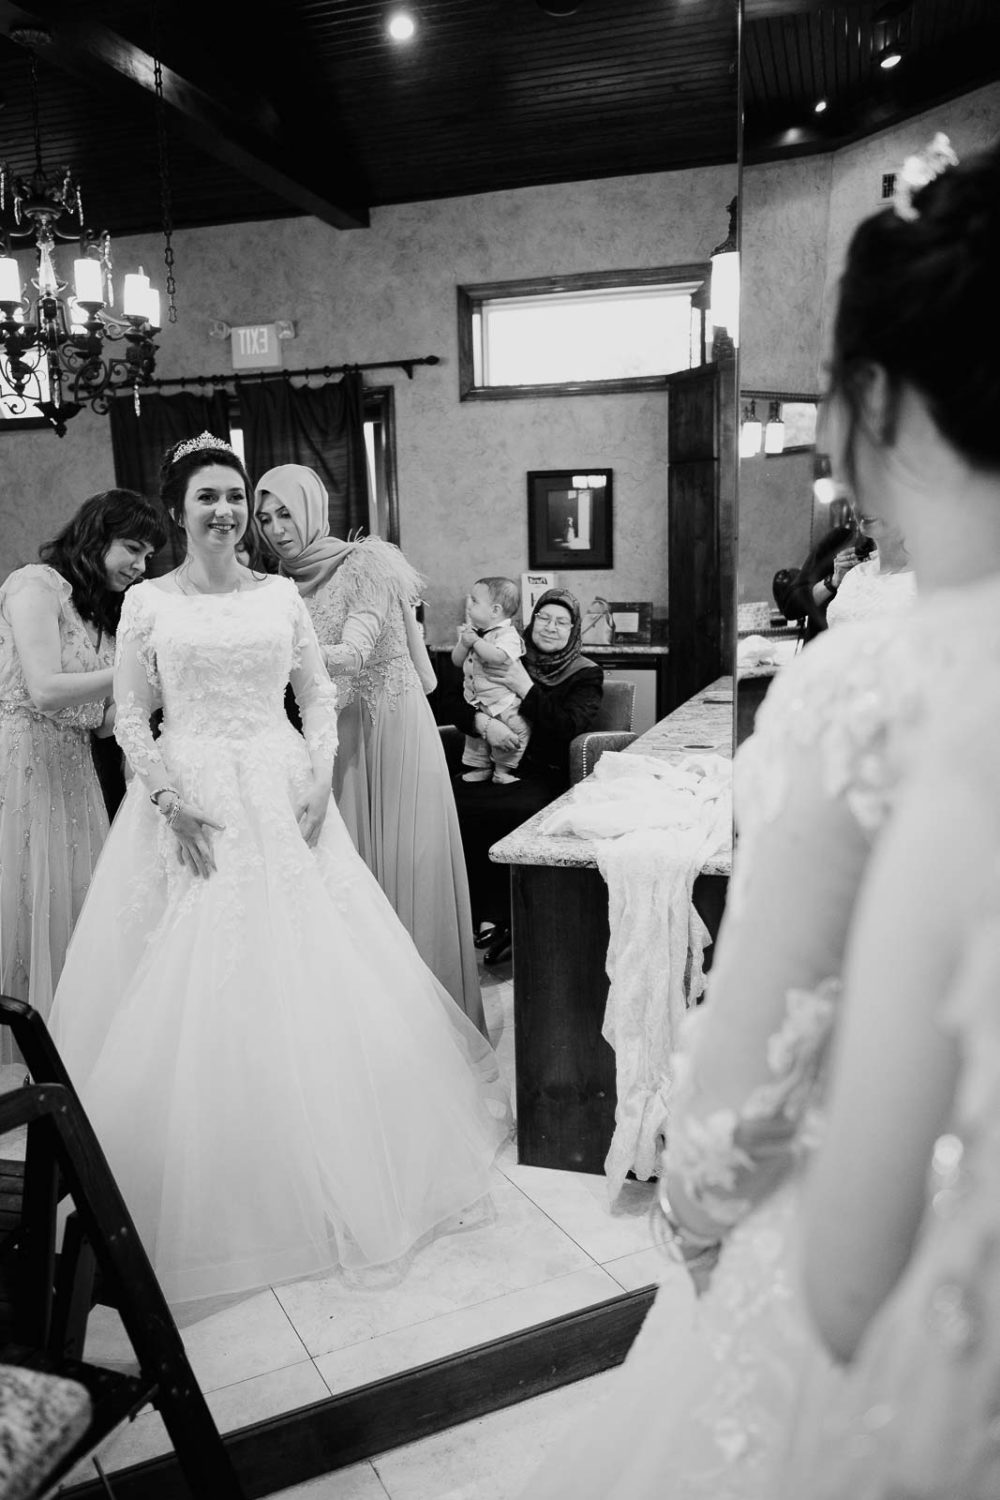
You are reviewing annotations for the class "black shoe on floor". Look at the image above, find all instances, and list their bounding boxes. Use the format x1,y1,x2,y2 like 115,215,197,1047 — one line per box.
483,928,512,966
473,924,498,950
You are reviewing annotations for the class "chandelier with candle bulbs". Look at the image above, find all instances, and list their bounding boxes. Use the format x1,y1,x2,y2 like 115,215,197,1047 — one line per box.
0,31,163,436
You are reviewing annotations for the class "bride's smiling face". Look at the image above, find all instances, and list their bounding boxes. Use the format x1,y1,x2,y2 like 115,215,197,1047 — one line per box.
183,464,249,554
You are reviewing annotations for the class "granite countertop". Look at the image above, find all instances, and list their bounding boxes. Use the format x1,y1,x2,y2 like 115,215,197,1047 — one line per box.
428,640,668,656
489,675,734,877
583,643,669,656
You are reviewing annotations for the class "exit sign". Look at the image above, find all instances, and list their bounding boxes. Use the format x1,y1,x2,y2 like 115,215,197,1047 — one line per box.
230,323,283,370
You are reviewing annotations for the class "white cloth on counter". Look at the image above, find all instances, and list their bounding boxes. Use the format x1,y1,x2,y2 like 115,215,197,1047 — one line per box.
539,751,732,1199
737,634,802,670
737,633,778,667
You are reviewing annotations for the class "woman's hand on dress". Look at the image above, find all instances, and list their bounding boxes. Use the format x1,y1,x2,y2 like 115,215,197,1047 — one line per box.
169,802,225,880
482,657,533,697
484,717,521,753
296,775,330,849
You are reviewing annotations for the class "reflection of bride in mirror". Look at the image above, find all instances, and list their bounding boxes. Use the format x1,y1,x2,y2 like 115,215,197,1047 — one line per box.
50,436,511,1306
523,134,1000,1498
825,508,916,626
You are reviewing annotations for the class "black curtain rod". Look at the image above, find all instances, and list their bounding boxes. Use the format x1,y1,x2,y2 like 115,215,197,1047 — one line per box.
134,355,441,391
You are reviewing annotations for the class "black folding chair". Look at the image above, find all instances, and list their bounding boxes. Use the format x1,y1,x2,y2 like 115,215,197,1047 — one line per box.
0,997,245,1499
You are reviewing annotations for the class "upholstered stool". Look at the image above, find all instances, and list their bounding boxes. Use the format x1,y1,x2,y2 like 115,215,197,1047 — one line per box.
0,1362,91,1500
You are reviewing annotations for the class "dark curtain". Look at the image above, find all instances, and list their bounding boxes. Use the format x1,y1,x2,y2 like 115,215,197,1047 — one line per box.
238,374,369,539
109,388,233,575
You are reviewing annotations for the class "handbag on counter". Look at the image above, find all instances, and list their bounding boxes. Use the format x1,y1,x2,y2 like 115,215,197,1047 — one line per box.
581,596,614,646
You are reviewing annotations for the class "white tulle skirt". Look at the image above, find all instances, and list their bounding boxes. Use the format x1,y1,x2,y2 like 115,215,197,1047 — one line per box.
49,718,510,1303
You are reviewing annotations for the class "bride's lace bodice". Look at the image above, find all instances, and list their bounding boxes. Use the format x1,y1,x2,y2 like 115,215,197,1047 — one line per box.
114,577,338,789
826,558,917,627
664,575,1000,1238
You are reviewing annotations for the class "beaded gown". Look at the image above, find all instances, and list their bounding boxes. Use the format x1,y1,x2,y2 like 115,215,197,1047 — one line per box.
49,576,509,1303
524,571,1000,1500
0,565,112,1065
307,540,484,1033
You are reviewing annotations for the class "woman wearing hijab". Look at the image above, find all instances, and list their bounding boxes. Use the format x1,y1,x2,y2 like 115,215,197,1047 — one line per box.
254,464,484,1034
442,588,604,965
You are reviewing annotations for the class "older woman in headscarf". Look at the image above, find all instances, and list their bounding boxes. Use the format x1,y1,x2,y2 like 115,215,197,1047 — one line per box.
442,588,603,965
254,463,484,1034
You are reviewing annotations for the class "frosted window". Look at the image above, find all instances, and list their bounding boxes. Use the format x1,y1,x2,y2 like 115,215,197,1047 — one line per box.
478,285,699,387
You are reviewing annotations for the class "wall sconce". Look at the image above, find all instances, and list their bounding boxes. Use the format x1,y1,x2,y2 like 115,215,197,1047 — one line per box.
709,197,740,351
739,400,762,458
763,400,785,454
812,452,841,505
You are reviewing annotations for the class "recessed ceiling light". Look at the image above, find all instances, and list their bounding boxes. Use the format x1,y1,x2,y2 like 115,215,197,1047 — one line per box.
877,44,903,69
387,10,416,42
814,99,828,114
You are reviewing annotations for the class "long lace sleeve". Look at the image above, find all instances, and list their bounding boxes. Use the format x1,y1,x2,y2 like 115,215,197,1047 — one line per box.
661,626,897,1241
113,587,172,794
323,606,383,675
289,592,339,778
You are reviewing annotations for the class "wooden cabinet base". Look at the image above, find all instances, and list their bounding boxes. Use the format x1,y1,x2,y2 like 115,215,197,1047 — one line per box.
510,865,727,1174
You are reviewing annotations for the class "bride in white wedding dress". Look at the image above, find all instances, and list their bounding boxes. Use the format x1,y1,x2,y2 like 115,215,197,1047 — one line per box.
795,674,1000,1500
523,134,1000,1498
49,435,509,1305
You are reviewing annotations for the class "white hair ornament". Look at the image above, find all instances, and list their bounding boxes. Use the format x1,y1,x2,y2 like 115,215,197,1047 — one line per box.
894,133,959,222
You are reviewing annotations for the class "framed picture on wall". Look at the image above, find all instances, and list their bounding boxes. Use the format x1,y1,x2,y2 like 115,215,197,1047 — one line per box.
527,469,613,570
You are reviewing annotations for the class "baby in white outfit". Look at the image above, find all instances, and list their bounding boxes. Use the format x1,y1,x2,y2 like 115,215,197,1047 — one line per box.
452,576,530,783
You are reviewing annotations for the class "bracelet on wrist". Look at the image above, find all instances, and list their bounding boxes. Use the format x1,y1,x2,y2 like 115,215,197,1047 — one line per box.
823,575,839,595
150,785,180,809
656,1196,722,1269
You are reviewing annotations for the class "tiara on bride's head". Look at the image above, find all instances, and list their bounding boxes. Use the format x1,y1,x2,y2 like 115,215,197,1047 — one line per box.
894,132,959,221
171,432,238,464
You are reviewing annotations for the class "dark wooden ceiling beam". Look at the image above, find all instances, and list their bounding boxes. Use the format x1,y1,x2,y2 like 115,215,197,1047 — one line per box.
0,0,370,230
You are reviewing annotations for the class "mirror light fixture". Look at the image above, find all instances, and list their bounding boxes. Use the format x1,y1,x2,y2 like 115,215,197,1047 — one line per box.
387,9,417,41
813,452,840,505
763,399,785,454
709,197,739,352
739,400,762,458
0,31,163,435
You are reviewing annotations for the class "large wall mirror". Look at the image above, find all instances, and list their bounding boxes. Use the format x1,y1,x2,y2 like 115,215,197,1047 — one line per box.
737,0,1000,745
0,4,742,1496
3,0,997,1493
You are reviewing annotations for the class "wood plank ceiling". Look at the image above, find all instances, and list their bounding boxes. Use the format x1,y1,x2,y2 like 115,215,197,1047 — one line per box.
745,0,1000,161
0,0,995,236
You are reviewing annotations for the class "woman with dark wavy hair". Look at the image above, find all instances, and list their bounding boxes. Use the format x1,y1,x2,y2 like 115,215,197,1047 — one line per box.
0,488,165,1061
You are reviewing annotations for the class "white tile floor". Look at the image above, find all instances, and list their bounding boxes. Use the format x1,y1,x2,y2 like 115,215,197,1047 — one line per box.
60,957,684,1497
